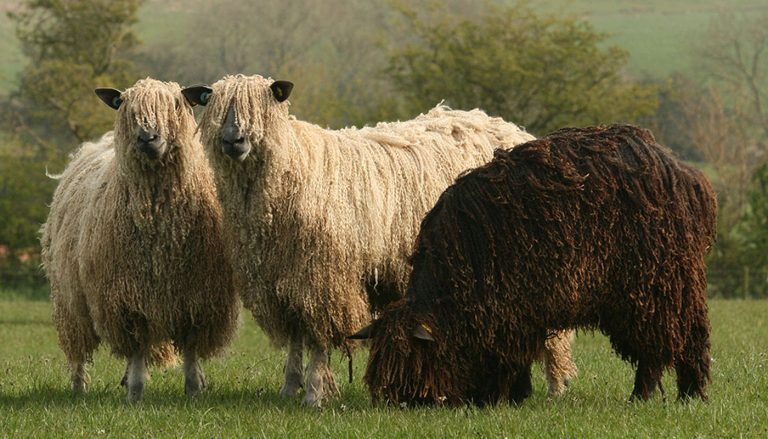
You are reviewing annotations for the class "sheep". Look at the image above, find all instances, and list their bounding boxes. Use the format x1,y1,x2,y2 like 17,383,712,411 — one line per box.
182,74,576,406
350,124,716,406
41,78,241,402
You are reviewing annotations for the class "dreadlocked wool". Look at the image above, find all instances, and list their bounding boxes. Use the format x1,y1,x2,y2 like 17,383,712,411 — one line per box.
194,74,575,405
41,78,240,395
360,124,716,406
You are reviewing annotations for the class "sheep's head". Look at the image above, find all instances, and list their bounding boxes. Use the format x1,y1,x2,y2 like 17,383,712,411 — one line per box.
95,78,195,163
183,74,293,162
349,302,465,406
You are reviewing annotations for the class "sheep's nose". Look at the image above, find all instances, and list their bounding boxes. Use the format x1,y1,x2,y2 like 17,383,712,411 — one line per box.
138,127,159,143
221,127,251,160
136,127,163,159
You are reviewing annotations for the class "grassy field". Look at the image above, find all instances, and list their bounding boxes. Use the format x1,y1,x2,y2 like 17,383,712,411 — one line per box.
0,298,766,437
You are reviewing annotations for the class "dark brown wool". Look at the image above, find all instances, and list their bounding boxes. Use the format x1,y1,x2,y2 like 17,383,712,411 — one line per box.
360,124,716,406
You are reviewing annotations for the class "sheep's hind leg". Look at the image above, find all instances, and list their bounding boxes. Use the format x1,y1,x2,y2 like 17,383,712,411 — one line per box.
630,360,663,401
279,338,303,398
183,349,207,397
543,330,578,397
126,351,148,403
675,299,711,401
302,347,338,408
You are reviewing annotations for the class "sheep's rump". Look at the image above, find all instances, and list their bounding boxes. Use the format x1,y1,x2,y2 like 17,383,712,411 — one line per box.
224,105,533,349
365,124,716,403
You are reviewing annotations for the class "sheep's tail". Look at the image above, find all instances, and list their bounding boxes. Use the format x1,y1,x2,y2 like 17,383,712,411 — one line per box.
147,342,178,367
45,166,63,180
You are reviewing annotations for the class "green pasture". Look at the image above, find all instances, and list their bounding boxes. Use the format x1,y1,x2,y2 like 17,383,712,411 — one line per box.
0,298,766,437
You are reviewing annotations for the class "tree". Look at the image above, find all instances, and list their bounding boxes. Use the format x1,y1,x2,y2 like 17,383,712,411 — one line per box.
0,0,143,257
667,13,768,297
3,0,143,157
138,0,400,128
701,13,768,141
386,1,658,135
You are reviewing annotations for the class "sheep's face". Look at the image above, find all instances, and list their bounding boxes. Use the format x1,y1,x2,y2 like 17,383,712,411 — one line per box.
349,303,463,406
185,75,293,163
96,78,194,163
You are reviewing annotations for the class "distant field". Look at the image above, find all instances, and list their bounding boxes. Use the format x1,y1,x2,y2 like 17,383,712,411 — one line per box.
529,0,768,78
1,0,767,93
0,298,766,436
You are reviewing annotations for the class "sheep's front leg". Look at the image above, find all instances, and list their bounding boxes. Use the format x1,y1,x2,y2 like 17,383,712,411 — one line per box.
302,347,338,408
126,351,148,403
279,338,303,398
183,349,207,397
71,361,90,393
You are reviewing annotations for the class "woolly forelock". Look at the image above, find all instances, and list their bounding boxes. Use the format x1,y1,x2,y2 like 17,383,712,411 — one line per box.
197,74,290,154
364,124,716,405
114,78,196,171
196,74,535,351
41,78,240,367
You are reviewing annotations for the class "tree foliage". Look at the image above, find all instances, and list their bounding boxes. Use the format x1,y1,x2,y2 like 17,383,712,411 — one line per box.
0,0,142,253
4,0,142,152
387,1,658,135
138,0,400,128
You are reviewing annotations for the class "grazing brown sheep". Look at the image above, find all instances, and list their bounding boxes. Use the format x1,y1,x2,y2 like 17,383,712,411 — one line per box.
41,79,241,402
182,75,576,406
351,124,716,406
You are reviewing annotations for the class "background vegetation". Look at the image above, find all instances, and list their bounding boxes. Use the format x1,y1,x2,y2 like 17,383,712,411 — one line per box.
1,0,767,297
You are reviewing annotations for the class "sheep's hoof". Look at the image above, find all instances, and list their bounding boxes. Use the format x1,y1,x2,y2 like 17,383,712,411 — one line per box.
72,375,90,393
279,375,303,398
301,392,323,408
185,370,207,397
127,384,144,403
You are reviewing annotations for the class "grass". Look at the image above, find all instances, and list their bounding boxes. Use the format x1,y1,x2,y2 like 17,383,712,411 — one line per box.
0,299,766,437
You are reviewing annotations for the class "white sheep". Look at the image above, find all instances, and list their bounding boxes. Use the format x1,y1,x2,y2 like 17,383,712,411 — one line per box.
184,74,575,406
41,78,240,402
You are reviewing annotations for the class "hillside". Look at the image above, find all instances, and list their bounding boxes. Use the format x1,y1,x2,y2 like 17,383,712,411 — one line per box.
0,0,766,92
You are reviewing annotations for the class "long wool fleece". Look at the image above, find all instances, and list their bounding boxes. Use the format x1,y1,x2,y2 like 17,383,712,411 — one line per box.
42,79,240,367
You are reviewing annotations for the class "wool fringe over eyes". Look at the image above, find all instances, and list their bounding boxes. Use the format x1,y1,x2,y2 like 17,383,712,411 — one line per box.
41,78,241,370
196,74,576,394
364,124,716,406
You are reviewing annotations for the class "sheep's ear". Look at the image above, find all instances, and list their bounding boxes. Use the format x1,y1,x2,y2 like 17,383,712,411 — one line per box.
95,88,123,110
413,323,435,342
270,80,293,102
182,85,213,107
347,323,374,340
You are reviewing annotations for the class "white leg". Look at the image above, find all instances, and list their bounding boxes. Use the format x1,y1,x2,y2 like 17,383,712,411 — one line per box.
71,361,90,393
183,349,207,397
126,351,148,403
279,339,303,398
544,330,578,397
302,347,338,408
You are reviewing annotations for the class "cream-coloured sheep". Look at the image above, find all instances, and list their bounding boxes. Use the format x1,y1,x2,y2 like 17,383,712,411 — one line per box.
41,78,240,402
184,74,575,406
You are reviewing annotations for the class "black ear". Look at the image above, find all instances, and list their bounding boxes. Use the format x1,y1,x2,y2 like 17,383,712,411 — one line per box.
95,88,123,110
413,323,435,342
347,323,373,340
270,80,293,102
182,85,213,107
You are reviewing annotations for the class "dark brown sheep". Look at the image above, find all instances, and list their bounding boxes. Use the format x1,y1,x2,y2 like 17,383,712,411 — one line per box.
350,124,716,406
